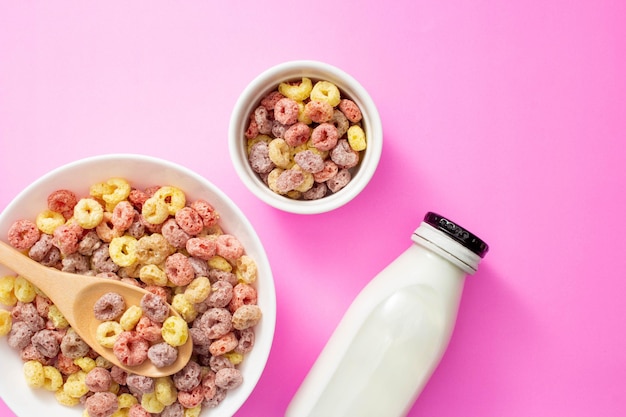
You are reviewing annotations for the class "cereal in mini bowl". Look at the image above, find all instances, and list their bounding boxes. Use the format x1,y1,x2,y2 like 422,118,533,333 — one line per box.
0,154,276,417
229,60,383,215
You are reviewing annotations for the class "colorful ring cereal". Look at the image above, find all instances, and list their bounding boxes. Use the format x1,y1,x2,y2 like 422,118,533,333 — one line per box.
96,321,124,349
161,315,189,347
108,235,138,267
278,77,313,101
310,80,341,107
74,198,105,229
152,186,186,216
7,219,40,251
113,331,150,366
47,189,78,220
35,210,66,235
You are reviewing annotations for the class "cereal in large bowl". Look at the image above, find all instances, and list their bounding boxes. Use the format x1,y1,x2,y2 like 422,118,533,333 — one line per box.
0,154,276,417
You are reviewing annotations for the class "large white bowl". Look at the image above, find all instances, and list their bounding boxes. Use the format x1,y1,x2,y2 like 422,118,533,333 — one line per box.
0,154,276,417
229,60,383,215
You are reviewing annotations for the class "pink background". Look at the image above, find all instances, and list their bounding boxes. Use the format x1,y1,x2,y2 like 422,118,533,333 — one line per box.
1,1,625,416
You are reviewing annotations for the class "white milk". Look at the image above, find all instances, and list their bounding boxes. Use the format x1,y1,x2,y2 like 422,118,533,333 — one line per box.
286,212,488,417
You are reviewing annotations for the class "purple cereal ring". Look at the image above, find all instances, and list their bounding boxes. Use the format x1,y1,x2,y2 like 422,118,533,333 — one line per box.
111,201,135,232
161,402,185,417
31,329,60,358
86,367,113,392
161,218,190,249
8,219,40,251
12,302,45,332
93,292,126,321
91,244,120,273
186,237,217,260
62,252,90,273
339,98,363,123
311,123,339,151
235,327,256,354
248,141,275,174
260,90,285,111
305,100,334,123
28,233,55,262
274,97,299,125
189,256,211,278
254,106,273,135
294,150,325,173
330,139,360,169
165,252,194,286
140,292,170,323
283,122,311,147
175,207,203,236
303,182,328,200
330,109,350,137
47,189,78,220
205,280,234,308
203,386,227,408
85,391,118,417
173,361,202,391
189,327,211,356
77,230,103,256
271,120,288,139
113,331,149,366
199,308,233,339
126,374,154,394
216,234,244,261
207,355,233,373
109,366,128,385
8,321,34,350
20,343,53,365
327,168,352,193
215,368,243,390
147,342,178,368
60,329,91,359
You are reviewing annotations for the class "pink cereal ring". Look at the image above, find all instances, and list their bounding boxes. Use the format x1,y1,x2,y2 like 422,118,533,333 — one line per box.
313,160,339,183
260,90,285,111
229,283,258,312
175,207,203,236
190,199,219,228
178,385,204,409
209,332,238,356
245,116,260,140
305,100,334,123
111,201,135,232
338,98,363,123
294,150,325,173
136,316,163,342
128,404,152,417
186,237,217,260
276,169,304,194
47,189,78,220
53,223,80,255
165,252,194,286
283,122,311,147
96,212,122,243
161,218,190,249
274,97,299,125
311,123,339,151
128,188,149,210
113,331,149,366
216,234,244,260
7,219,40,251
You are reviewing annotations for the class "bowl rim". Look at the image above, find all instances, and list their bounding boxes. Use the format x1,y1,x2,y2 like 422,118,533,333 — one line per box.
229,60,383,215
0,153,277,417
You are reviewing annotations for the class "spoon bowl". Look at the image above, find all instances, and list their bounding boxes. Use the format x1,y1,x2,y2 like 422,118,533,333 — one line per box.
0,240,193,377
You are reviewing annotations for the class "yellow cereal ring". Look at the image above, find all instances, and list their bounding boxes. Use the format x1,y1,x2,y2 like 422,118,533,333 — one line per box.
247,134,273,154
268,138,295,169
48,304,69,329
235,255,258,284
73,357,96,372
154,376,178,406
36,209,66,234
74,198,104,229
347,124,367,151
208,255,232,272
161,316,188,347
153,186,186,216
0,309,11,336
55,388,81,406
267,168,284,194
184,405,202,417
184,276,211,304
95,355,113,369
23,360,45,388
171,294,197,322
96,321,123,348
297,101,313,124
141,197,170,225
278,77,313,101
139,264,168,286
109,381,120,394
102,178,131,211
64,370,89,398
224,351,244,366
13,276,37,303
311,80,341,107
120,305,143,330
42,365,64,391
109,235,138,267
0,275,17,306
90,181,115,200
117,392,138,409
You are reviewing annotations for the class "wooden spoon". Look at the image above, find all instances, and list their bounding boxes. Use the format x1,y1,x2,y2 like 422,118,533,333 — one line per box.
0,240,192,378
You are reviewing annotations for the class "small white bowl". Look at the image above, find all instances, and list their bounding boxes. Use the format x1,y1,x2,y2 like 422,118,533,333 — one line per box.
229,60,383,214
0,154,276,417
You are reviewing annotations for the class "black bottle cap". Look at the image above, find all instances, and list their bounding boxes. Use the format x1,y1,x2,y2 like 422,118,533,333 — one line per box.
424,212,489,258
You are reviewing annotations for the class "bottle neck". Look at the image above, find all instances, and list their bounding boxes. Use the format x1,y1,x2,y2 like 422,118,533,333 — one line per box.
412,222,482,275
